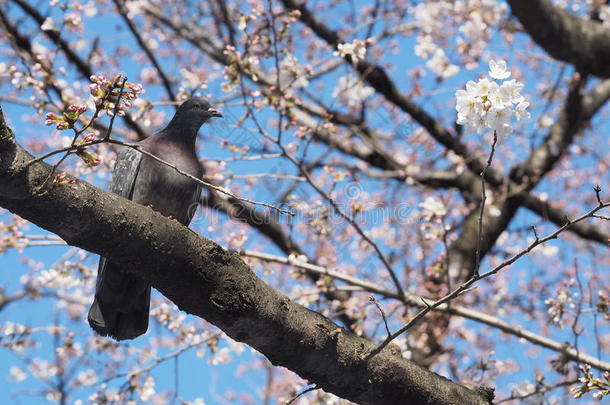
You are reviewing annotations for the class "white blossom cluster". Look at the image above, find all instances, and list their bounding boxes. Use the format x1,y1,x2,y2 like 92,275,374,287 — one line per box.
419,197,447,219
138,376,156,401
37,268,80,290
334,39,367,62
544,279,577,328
9,366,27,382
277,53,310,89
512,382,546,405
455,59,530,136
332,74,374,106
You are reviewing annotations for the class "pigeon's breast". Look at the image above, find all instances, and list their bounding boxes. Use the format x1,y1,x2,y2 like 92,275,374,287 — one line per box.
131,144,202,225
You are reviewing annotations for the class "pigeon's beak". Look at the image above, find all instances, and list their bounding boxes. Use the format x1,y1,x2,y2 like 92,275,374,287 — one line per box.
208,108,223,118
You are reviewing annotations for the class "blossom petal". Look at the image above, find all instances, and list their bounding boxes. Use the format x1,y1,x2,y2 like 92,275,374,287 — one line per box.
488,59,511,80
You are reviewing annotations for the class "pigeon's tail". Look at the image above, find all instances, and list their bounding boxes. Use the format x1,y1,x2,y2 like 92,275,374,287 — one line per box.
88,258,151,341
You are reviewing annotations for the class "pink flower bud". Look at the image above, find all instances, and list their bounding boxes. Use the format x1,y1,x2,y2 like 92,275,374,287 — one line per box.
68,104,87,114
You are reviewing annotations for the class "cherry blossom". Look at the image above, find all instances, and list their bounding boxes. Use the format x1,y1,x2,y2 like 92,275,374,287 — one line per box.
9,366,27,382
137,376,156,401
40,17,56,31
419,197,447,218
488,59,511,80
332,75,374,106
334,39,367,62
455,59,529,136
426,48,459,79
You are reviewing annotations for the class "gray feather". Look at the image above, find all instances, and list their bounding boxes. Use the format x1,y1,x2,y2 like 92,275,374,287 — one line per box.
110,148,142,197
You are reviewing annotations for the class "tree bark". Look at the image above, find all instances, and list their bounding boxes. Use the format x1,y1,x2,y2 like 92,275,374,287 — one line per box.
508,0,610,78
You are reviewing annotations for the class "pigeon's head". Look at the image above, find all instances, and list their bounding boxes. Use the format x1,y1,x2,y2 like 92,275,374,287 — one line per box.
168,97,222,134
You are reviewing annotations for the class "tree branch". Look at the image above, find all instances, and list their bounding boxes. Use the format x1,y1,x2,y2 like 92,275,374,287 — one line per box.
508,0,610,78
0,107,492,405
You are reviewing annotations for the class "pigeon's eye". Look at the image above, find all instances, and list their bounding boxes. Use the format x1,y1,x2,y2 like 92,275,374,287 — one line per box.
192,103,200,109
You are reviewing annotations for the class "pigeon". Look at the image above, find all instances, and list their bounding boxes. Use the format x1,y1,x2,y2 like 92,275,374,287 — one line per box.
88,97,222,340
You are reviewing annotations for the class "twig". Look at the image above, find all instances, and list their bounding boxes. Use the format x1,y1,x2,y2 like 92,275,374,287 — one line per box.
121,142,293,215
220,173,306,181
571,259,584,368
474,131,498,277
369,296,392,339
286,152,406,300
496,379,577,404
285,385,319,405
210,153,282,162
267,0,285,145
102,77,128,140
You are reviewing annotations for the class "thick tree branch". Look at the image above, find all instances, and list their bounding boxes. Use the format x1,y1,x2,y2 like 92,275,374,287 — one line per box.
201,191,362,333
508,0,610,78
0,107,492,405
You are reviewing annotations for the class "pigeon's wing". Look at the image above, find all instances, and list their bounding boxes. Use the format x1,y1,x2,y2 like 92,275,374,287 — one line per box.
181,184,202,226
110,147,143,198
88,146,150,341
